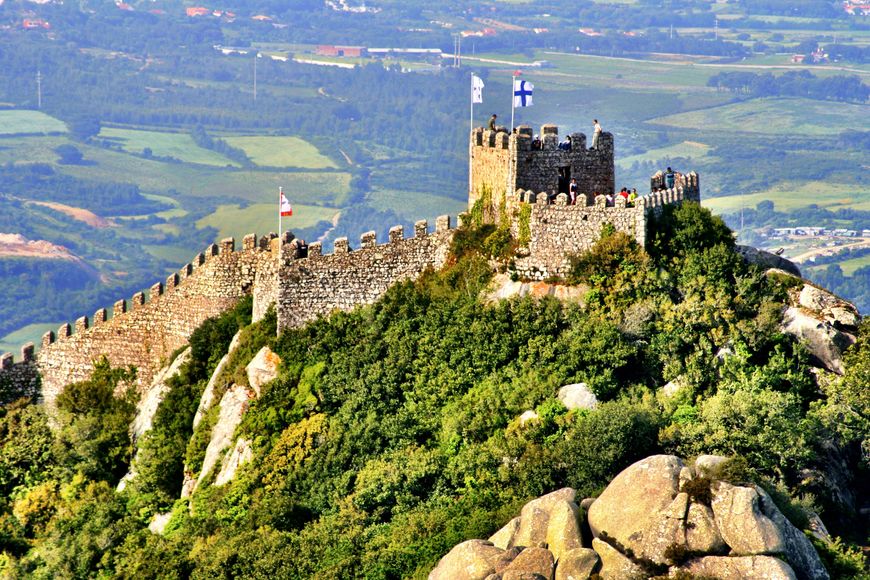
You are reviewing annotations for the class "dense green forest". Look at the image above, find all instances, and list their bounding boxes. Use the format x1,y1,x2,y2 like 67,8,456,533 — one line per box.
0,204,866,578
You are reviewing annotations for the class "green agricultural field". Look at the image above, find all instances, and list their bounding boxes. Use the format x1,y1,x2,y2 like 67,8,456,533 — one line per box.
0,321,62,355
196,203,339,241
703,181,867,213
368,189,466,222
0,110,67,135
807,253,870,276
0,134,351,205
223,136,337,169
618,140,711,167
99,126,239,167
649,97,870,136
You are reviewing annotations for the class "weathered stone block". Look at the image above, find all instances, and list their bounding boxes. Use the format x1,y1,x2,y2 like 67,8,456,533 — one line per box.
21,343,34,362
94,308,107,324
75,316,89,333
243,233,257,250
166,273,179,289
436,215,451,232
334,237,350,254
220,238,235,254
308,242,322,257
389,225,404,242
42,331,55,347
58,323,71,338
360,231,377,248
151,282,163,297
1,353,13,370
132,292,146,308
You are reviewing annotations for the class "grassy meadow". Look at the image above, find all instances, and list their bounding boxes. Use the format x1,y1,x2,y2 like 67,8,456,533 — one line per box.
649,97,870,136
99,127,240,167
196,203,339,241
223,135,338,169
0,110,68,135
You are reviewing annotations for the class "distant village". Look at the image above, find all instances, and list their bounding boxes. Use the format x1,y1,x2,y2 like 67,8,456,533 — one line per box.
768,227,870,238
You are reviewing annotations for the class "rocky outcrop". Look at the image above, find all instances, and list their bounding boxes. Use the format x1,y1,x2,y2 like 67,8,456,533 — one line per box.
429,540,504,580
587,454,683,554
433,454,830,580
194,384,252,493
214,437,253,487
712,482,830,580
132,347,191,441
681,555,798,579
782,307,855,375
193,331,241,429
557,383,597,411
780,282,859,375
737,245,801,277
246,346,280,397
117,349,191,492
485,273,587,305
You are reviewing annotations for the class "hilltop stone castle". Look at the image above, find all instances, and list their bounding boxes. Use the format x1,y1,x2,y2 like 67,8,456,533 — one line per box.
0,124,698,409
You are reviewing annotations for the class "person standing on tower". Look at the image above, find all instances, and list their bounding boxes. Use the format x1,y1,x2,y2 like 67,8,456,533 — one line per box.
591,119,602,150
489,114,498,131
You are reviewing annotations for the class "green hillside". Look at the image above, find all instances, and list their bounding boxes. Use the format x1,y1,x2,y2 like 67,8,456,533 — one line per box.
0,206,865,578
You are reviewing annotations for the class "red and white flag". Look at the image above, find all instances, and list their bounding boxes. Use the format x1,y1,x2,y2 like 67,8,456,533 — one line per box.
280,191,293,217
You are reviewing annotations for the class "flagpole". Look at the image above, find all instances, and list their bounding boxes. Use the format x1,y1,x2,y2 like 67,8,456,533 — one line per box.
469,72,474,197
278,186,283,241
510,71,517,132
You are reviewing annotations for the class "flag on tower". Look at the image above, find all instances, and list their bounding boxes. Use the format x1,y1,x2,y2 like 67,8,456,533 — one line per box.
513,79,534,108
280,191,293,216
471,74,484,103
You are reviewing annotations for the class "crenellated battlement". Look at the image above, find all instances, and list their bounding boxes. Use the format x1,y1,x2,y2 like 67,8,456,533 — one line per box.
2,120,701,410
272,215,461,331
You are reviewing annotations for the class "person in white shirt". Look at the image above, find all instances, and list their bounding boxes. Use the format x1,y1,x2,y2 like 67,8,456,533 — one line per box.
591,119,602,149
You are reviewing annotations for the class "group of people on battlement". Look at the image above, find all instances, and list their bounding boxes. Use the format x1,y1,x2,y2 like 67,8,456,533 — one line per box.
546,180,638,207
488,115,603,151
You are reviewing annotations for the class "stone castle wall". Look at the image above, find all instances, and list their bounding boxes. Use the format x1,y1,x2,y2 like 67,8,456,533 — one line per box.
33,234,278,410
274,216,457,332
0,344,40,404
509,176,699,279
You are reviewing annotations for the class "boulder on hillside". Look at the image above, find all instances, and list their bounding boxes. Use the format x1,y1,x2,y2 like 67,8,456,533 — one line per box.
557,383,598,411
587,455,683,555
429,539,504,580
500,546,554,580
711,482,830,580
680,555,798,579
591,537,644,580
737,245,801,278
554,547,599,580
511,488,579,556
246,346,281,397
780,282,859,375
484,273,587,305
781,307,855,375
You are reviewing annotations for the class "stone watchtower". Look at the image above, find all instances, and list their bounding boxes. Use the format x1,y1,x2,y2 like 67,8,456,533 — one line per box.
469,123,699,280
469,124,615,219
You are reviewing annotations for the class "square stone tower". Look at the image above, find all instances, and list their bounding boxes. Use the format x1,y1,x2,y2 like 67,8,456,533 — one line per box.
469,124,615,216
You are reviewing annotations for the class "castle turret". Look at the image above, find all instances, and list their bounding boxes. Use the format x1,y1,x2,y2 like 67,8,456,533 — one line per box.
469,123,615,220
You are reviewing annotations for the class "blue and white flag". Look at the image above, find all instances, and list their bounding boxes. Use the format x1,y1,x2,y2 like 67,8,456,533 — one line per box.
471,74,484,104
513,79,534,107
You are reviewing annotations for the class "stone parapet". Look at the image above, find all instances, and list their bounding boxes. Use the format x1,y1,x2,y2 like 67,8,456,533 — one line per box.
275,215,458,331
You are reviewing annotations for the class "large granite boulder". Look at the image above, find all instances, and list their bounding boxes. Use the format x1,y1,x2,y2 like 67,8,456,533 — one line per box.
681,555,798,579
587,455,683,554
592,538,643,580
557,383,598,411
737,245,801,277
429,539,504,580
780,282,859,375
246,346,281,397
500,547,555,580
781,307,855,375
512,488,578,552
711,482,830,580
554,547,599,580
